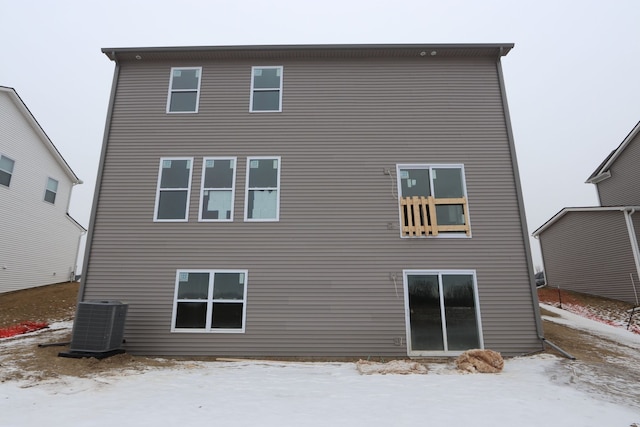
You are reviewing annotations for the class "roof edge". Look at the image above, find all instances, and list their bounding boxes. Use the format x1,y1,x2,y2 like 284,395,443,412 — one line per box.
101,43,514,60
586,120,640,183
0,86,82,184
532,206,640,237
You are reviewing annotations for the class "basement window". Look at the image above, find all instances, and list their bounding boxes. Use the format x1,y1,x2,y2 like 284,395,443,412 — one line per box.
167,67,202,113
397,164,470,237
172,270,248,333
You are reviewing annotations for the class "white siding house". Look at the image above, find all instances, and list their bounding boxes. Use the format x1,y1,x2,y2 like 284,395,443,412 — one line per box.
0,86,84,293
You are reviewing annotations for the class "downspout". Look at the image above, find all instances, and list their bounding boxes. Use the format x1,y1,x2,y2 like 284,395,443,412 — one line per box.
77,52,120,302
623,208,640,298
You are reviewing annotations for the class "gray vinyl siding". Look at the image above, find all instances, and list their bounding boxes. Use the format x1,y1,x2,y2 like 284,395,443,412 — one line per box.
597,132,640,206
83,53,541,356
539,211,639,304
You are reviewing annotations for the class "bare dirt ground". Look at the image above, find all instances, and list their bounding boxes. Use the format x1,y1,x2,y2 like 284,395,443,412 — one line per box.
1,281,640,409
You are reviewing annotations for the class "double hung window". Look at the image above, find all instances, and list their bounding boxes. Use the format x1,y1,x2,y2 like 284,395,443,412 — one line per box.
245,157,280,221
199,157,236,221
167,67,202,113
154,158,193,221
44,177,58,204
0,155,15,187
397,164,470,237
172,270,248,332
250,66,283,112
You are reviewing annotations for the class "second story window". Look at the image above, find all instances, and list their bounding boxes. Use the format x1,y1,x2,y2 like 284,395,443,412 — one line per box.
154,158,193,222
199,157,237,222
250,66,283,112
44,177,59,204
167,67,202,113
245,157,280,221
397,164,470,237
0,155,15,187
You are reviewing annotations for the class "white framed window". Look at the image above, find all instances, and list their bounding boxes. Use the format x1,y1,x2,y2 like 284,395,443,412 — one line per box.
44,177,59,204
199,157,237,222
396,164,470,237
245,156,281,221
0,155,15,187
154,157,193,222
166,67,202,113
249,66,283,112
172,269,248,333
403,270,483,356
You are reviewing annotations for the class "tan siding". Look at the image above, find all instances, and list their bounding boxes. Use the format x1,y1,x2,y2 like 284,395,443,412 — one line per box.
84,54,541,356
539,211,639,304
597,132,640,206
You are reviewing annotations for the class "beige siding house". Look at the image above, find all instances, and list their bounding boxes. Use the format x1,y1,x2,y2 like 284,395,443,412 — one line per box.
80,44,543,357
0,86,85,293
534,121,640,305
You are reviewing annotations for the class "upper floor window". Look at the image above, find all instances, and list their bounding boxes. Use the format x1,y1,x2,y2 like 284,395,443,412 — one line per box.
172,269,248,333
154,158,193,222
44,177,59,204
245,157,280,221
397,164,470,237
0,155,15,187
249,66,283,112
199,157,237,222
167,67,202,113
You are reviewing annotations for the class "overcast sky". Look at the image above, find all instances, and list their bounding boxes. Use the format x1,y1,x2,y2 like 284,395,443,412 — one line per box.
1,0,639,269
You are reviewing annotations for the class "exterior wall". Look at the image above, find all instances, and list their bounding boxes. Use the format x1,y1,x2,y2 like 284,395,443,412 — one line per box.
539,211,639,304
596,131,640,206
0,91,82,292
83,52,541,356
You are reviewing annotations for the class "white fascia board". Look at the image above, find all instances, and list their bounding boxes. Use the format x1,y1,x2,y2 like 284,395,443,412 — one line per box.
532,206,640,237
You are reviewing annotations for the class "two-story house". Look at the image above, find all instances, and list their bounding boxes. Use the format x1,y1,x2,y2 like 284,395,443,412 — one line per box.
534,121,640,305
0,86,85,293
78,44,543,357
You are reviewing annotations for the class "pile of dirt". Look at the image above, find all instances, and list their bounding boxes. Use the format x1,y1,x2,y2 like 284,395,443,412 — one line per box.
455,349,504,373
0,281,79,329
356,359,428,375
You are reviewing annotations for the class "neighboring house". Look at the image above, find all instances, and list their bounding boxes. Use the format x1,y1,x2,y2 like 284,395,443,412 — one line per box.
79,44,543,357
0,86,85,293
533,121,640,305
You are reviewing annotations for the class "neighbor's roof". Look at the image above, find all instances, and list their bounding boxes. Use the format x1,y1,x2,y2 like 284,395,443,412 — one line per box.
532,206,640,237
0,86,82,184
101,43,514,62
586,120,640,184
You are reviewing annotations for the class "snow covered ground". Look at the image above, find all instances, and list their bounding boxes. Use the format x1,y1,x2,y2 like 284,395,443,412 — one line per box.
1,309,639,427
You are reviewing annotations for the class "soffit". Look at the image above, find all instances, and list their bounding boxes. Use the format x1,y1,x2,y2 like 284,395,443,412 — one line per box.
101,44,513,62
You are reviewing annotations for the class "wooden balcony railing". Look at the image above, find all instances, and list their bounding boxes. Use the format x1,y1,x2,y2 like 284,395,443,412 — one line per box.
400,196,470,237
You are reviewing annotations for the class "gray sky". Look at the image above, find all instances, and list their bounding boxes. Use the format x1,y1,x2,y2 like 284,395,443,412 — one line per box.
2,0,639,269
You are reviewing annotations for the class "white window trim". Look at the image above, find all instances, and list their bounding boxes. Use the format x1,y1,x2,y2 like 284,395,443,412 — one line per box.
153,157,194,222
249,66,283,113
166,67,202,114
0,154,15,188
396,163,471,239
402,269,484,357
171,269,248,333
198,157,237,222
244,156,281,222
43,177,59,205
